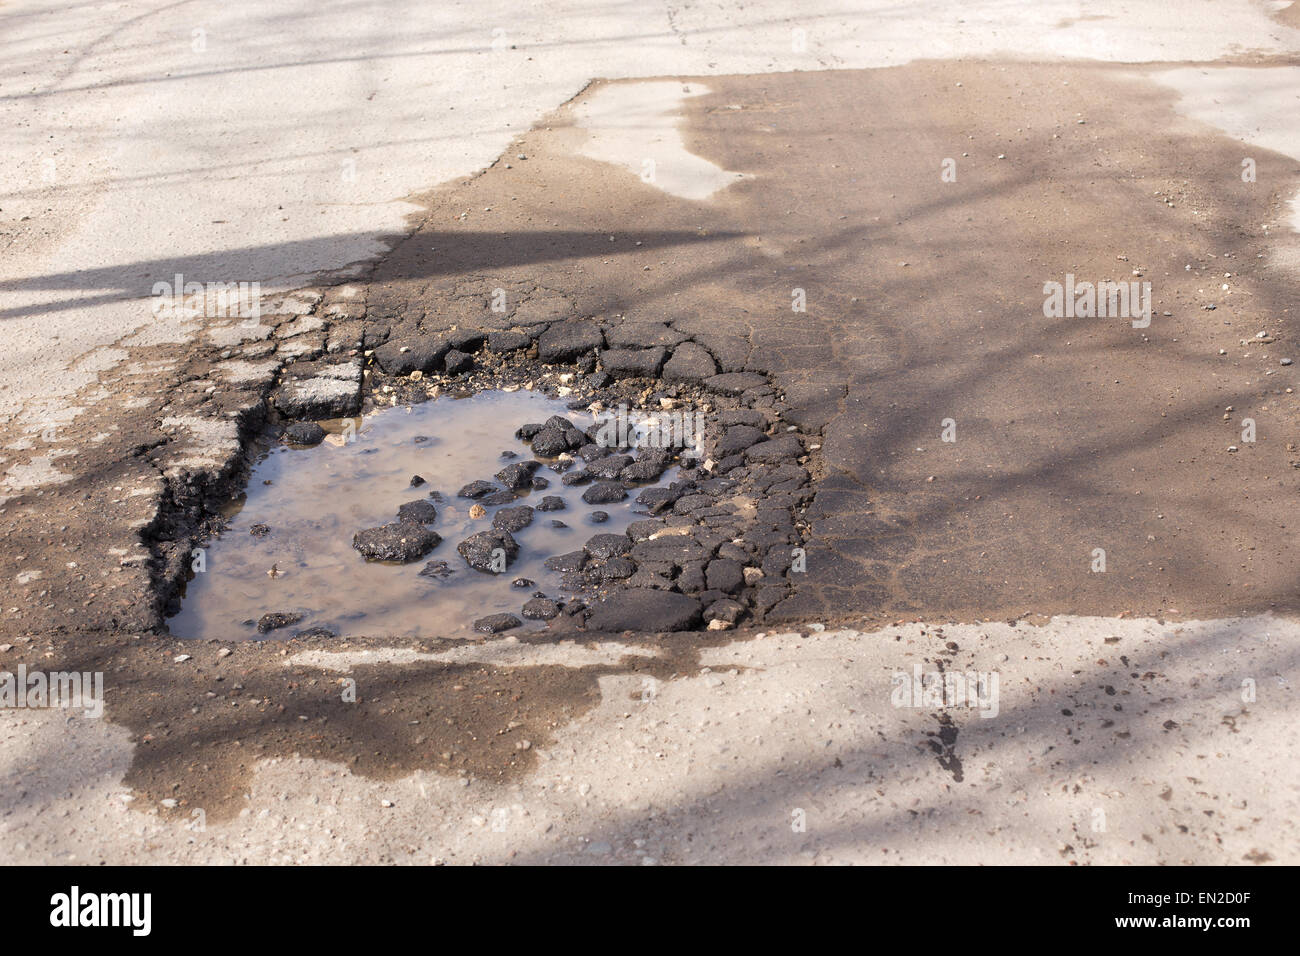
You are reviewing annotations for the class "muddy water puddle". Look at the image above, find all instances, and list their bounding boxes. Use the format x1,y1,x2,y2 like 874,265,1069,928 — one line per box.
169,390,676,640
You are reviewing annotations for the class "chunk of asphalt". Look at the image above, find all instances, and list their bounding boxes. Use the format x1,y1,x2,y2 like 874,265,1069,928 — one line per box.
537,321,604,362
631,535,708,566
281,421,326,446
418,560,455,579
582,481,627,504
353,522,442,563
456,530,519,572
495,460,541,489
492,505,535,534
457,480,499,499
714,424,766,456
445,328,487,352
473,613,521,634
486,329,532,353
529,427,569,457
662,342,718,384
372,336,450,375
717,408,767,428
515,422,545,440
272,369,361,418
583,533,632,559
585,588,702,633
599,346,667,378
705,557,745,594
702,371,767,395
443,348,474,375
704,599,745,624
521,596,561,620
396,499,438,524
257,611,303,634
603,321,688,350
544,550,587,573
586,454,634,479
744,434,805,462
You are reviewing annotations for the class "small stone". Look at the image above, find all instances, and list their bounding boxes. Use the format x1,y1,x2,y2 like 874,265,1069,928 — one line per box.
173,654,192,663
217,648,232,658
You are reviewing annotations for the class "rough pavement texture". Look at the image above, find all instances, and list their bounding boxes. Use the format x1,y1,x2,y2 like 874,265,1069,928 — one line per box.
2,615,1295,864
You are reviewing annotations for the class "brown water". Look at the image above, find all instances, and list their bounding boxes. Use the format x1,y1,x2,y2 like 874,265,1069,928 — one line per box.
168,390,674,640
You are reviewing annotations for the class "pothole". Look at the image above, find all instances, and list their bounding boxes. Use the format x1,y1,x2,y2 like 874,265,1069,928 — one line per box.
169,389,689,639
155,300,820,640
